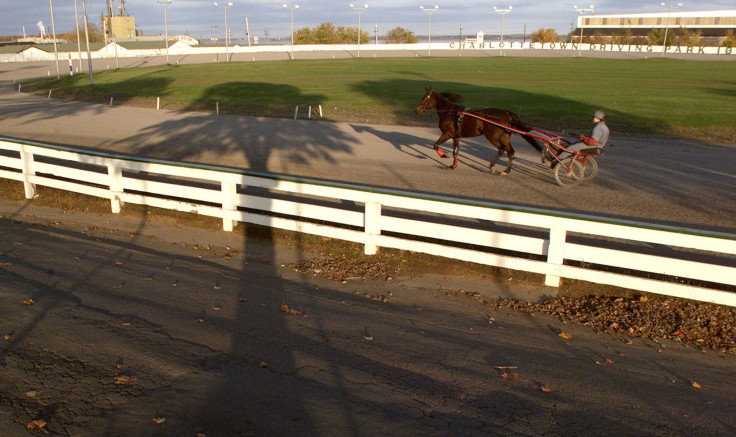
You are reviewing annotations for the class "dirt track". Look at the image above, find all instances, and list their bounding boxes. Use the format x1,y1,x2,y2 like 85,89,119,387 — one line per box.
0,84,734,235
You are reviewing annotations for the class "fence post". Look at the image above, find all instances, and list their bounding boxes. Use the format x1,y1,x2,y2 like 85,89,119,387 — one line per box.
107,163,124,213
545,227,567,287
221,180,238,232
19,146,36,199
364,200,381,255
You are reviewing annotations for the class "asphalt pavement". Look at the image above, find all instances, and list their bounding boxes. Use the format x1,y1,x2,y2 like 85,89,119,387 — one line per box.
1,200,735,436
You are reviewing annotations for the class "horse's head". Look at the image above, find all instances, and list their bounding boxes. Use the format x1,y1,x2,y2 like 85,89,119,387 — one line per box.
415,86,436,115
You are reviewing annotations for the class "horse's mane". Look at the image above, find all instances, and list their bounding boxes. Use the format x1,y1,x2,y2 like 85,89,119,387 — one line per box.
438,92,464,104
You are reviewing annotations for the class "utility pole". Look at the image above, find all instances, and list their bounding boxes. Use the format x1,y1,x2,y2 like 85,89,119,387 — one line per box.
81,0,94,84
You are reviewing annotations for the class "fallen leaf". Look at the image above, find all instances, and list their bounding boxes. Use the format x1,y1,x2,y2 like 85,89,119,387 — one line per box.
692,381,702,389
258,361,268,368
558,332,572,340
639,295,649,303
501,372,526,382
22,299,35,306
0,262,12,266
280,304,301,315
153,417,166,424
115,261,123,266
114,376,136,385
363,336,374,341
3,334,11,340
26,420,46,430
25,391,37,398
540,386,552,393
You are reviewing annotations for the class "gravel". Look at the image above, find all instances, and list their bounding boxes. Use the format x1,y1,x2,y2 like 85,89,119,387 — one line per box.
286,257,736,355
492,295,736,354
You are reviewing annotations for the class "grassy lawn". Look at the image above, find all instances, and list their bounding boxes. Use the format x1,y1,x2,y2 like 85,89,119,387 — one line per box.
26,57,736,142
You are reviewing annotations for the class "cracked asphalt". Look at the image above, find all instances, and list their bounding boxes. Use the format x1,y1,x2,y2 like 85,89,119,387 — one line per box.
1,201,735,436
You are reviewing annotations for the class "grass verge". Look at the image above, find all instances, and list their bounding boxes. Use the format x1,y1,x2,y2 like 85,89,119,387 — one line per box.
24,57,736,143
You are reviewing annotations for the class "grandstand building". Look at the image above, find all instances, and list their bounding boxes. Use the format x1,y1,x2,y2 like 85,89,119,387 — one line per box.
574,9,736,42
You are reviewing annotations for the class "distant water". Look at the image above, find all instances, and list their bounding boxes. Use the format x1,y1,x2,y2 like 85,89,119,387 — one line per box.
215,37,528,46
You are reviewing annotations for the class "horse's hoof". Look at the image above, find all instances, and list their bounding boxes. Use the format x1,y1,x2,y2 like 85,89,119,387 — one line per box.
499,171,509,177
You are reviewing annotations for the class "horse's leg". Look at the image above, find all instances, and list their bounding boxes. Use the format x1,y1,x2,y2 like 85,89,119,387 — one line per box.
500,135,515,175
486,129,515,175
489,148,504,174
433,132,452,159
503,147,515,175
451,137,460,169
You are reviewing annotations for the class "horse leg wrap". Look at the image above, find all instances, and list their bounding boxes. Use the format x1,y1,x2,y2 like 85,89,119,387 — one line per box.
451,156,459,169
436,149,447,158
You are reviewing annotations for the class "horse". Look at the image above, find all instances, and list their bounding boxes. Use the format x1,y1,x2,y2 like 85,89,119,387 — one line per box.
415,86,542,174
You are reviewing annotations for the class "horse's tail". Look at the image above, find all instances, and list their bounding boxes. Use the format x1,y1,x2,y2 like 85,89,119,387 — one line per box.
509,113,544,153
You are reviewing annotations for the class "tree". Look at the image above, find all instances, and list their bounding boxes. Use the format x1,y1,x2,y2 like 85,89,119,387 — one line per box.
612,28,634,45
647,28,666,45
531,28,560,44
385,27,417,44
292,22,369,44
589,31,608,44
53,24,104,43
722,30,736,48
674,28,702,46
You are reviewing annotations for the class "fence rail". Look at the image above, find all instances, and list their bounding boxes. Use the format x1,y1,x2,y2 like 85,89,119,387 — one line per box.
2,137,735,306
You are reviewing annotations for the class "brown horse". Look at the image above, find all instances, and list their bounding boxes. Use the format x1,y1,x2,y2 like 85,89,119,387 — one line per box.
415,86,542,174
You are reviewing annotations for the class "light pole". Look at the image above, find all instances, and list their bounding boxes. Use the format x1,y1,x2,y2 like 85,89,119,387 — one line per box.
106,0,119,68
660,2,683,57
573,4,594,57
420,5,438,56
157,0,172,64
349,4,368,58
73,0,83,72
48,0,60,79
283,4,299,60
214,2,233,62
493,5,512,55
81,0,94,84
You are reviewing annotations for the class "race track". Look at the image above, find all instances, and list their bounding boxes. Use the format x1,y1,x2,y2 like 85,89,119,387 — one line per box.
0,58,734,235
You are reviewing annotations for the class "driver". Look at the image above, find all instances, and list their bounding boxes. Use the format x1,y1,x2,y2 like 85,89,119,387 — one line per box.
545,111,609,165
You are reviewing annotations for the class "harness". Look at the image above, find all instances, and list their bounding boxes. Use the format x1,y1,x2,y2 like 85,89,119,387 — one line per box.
455,109,465,138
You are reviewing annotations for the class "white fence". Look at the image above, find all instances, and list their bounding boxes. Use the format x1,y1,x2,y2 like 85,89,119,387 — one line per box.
1,137,735,306
1,41,733,64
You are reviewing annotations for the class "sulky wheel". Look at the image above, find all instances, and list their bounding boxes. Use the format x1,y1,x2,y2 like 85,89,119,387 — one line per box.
554,160,584,187
582,157,598,180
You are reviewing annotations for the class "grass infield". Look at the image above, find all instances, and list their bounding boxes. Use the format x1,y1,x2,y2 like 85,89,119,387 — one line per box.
26,56,736,143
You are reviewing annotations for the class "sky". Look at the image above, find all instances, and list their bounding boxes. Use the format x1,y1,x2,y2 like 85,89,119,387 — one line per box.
3,1,734,42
